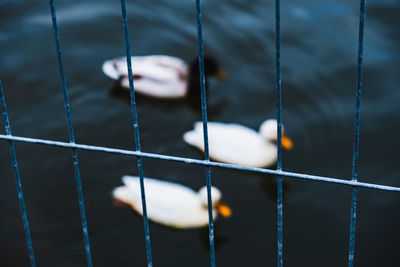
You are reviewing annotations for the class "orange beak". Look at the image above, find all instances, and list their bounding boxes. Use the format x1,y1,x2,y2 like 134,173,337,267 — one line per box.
216,203,232,218
281,134,293,150
215,69,228,81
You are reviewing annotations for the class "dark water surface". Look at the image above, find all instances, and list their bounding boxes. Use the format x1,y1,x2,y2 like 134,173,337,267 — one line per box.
1,0,400,266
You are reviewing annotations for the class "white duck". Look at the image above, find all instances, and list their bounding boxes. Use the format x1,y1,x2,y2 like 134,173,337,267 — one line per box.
183,119,293,168
102,55,226,100
112,175,231,229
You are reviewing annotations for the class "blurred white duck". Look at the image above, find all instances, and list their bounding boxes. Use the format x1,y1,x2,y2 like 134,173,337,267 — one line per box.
112,175,232,229
102,55,226,100
183,119,293,168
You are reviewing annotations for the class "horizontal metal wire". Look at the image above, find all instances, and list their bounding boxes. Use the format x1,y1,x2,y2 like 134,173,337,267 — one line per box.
1,133,399,193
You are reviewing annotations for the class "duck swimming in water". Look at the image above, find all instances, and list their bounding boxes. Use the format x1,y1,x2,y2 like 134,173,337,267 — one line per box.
102,55,226,104
183,119,293,168
112,175,232,229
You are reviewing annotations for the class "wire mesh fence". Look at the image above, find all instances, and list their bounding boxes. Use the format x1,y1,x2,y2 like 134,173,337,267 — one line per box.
1,0,399,266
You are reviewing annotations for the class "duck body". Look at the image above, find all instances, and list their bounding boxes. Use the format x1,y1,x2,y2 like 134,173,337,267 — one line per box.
112,176,230,229
102,55,224,101
183,122,277,168
183,119,292,168
103,55,188,98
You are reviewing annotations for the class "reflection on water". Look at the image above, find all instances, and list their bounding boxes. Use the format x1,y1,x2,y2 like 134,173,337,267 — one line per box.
109,82,228,119
198,225,230,252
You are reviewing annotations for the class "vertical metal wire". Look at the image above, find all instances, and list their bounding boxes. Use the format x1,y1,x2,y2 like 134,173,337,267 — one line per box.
49,1,93,266
119,0,153,266
195,0,216,266
274,0,284,266
0,80,36,267
348,0,367,266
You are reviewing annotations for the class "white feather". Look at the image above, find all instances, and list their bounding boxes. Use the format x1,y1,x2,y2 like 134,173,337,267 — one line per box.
102,55,188,98
183,120,281,168
112,176,224,228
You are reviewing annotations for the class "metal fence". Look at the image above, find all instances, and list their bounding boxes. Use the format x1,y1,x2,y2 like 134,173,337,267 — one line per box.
1,0,399,267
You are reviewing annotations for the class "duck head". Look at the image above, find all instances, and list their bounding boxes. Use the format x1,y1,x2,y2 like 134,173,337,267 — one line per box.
259,119,293,150
186,56,226,109
189,56,227,81
198,186,232,218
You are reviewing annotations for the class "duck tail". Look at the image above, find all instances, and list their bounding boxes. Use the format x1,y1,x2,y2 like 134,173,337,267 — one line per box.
102,59,122,80
112,186,132,204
